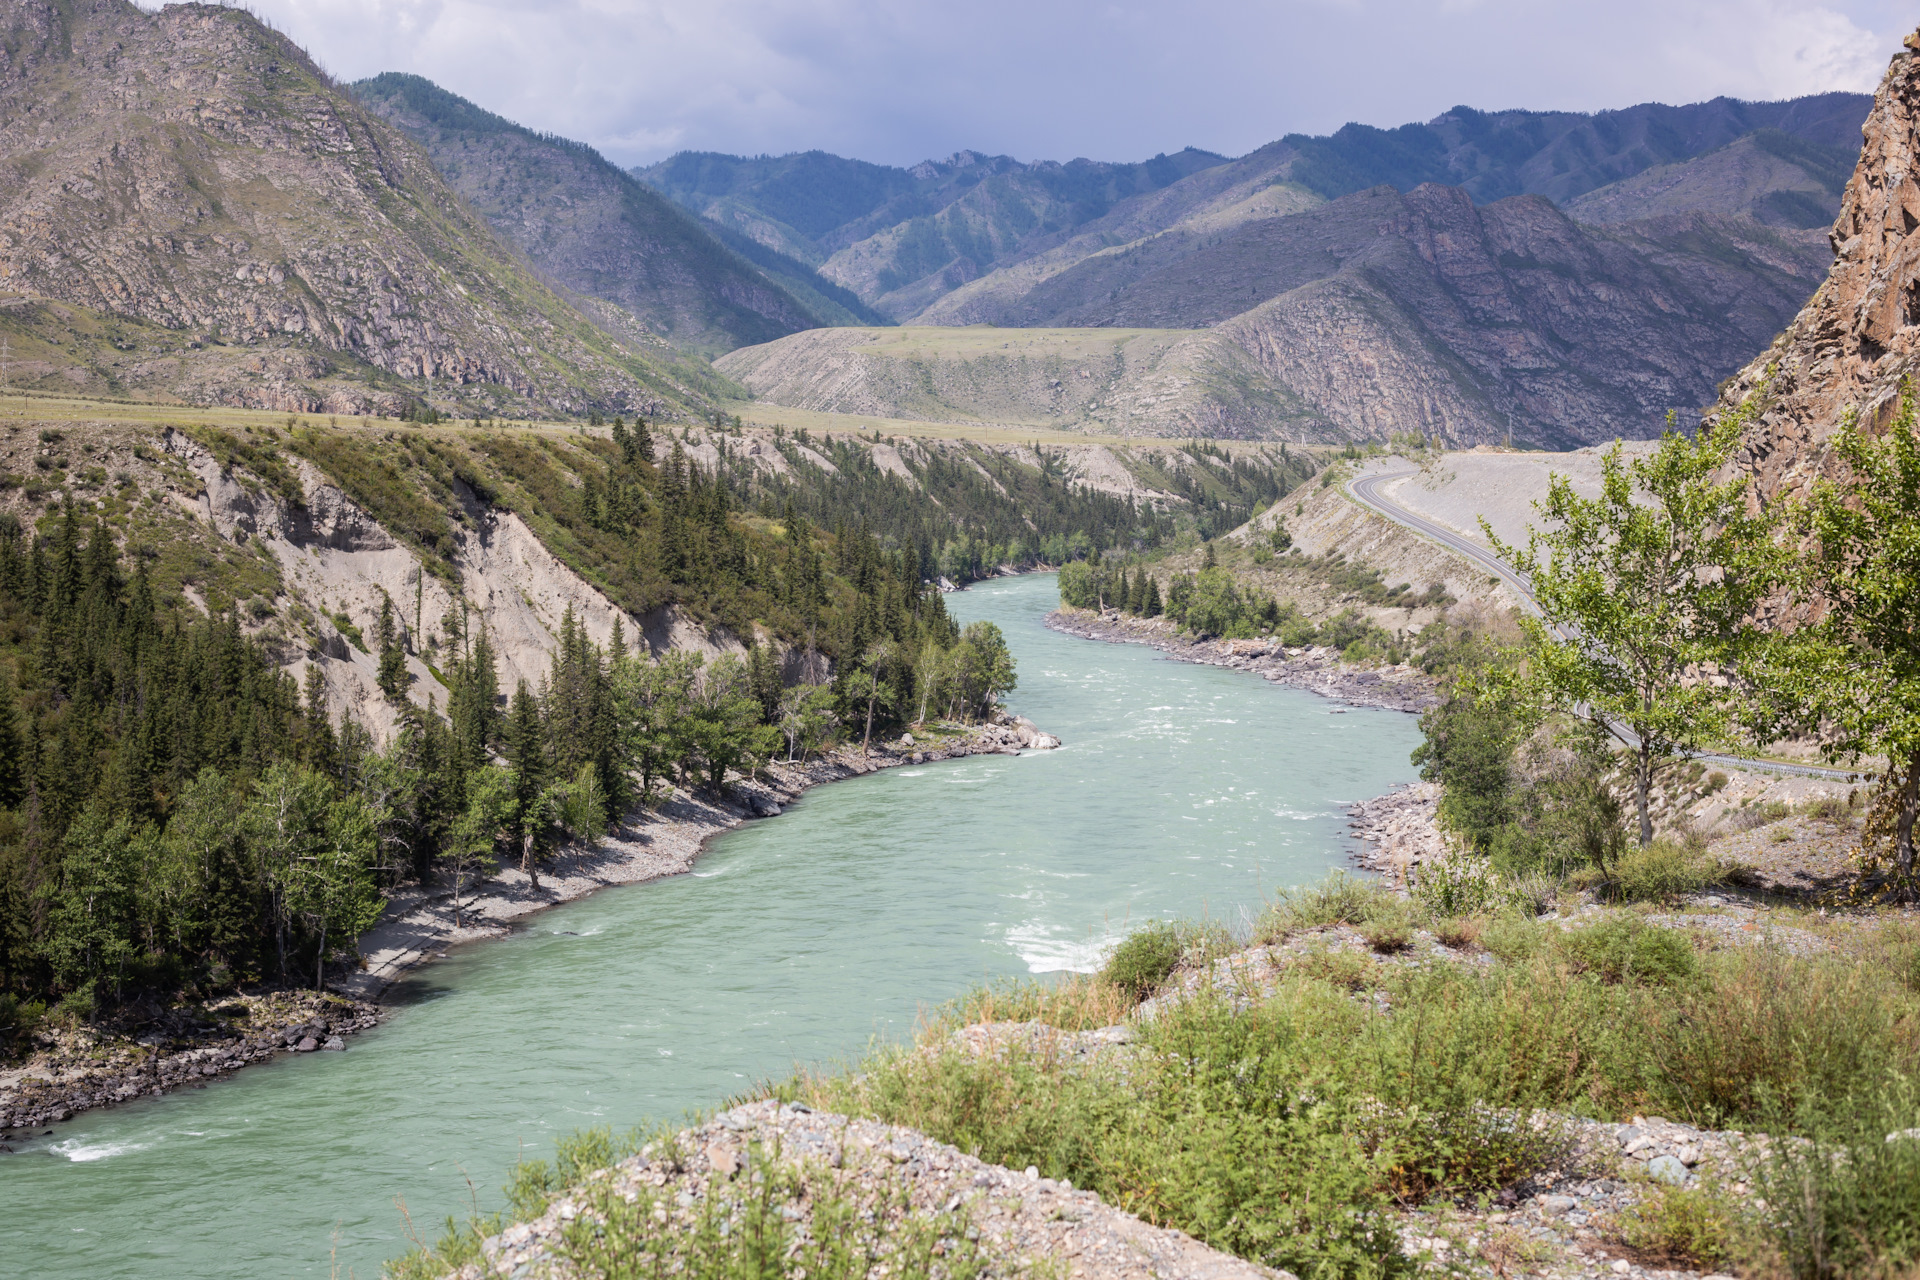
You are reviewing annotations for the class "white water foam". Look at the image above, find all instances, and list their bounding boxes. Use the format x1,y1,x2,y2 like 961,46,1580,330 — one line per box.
51,1139,150,1163
1002,922,1115,974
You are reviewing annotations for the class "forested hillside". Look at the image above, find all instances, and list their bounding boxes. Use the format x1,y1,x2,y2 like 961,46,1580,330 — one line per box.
0,411,1309,1029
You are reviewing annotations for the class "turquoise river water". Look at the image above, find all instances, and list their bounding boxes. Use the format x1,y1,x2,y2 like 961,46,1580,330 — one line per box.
4,573,1422,1279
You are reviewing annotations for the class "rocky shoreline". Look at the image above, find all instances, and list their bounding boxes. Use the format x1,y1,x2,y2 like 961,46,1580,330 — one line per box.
0,989,379,1142
1044,608,1439,714
0,716,1059,1141
1346,782,1446,887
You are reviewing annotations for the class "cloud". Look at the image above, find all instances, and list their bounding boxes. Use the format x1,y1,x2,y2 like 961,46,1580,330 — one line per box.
211,0,1908,167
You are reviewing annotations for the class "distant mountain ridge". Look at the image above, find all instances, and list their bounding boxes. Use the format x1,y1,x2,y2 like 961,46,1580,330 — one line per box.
638,93,1869,325
351,74,882,357
0,0,717,416
723,189,1830,447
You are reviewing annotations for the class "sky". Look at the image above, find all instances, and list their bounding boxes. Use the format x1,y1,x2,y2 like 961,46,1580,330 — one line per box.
219,0,1915,169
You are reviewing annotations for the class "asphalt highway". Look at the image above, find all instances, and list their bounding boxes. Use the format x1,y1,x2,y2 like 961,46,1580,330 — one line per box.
1343,466,1857,782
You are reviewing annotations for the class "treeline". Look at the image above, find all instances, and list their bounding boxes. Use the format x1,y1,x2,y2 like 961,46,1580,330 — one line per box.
1058,556,1411,660
0,500,1015,1024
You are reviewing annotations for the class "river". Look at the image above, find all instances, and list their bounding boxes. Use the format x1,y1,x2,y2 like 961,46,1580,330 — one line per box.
4,573,1422,1279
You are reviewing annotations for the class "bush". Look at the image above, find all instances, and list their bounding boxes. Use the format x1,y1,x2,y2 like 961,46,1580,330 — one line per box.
1101,923,1184,1001
1649,947,1916,1127
0,993,45,1057
1411,851,1505,917
943,975,1137,1032
1259,871,1395,937
1611,1177,1739,1270
1752,1087,1920,1278
1608,840,1721,903
1558,917,1697,986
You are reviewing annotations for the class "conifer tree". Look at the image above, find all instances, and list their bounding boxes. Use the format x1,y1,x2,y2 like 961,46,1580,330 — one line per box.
505,680,548,890
1144,576,1163,618
376,595,408,700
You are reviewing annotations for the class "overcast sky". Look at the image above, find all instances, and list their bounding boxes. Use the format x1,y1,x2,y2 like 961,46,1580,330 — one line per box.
222,0,1914,169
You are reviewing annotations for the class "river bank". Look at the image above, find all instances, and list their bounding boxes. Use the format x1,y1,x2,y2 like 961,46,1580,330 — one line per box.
0,717,1057,1141
343,715,1059,1001
1044,607,1439,714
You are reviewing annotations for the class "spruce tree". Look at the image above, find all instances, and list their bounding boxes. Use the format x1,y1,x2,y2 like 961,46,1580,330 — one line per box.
1144,576,1163,618
505,681,549,890
0,666,23,809
376,595,407,700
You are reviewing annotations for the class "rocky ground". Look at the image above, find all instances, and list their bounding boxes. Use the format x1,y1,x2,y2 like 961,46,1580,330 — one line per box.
1045,608,1439,713
448,1098,1281,1280
0,989,377,1142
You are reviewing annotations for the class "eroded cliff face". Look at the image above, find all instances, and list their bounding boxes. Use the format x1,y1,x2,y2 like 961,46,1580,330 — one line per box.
1711,31,1920,499
160,429,730,746
0,0,704,415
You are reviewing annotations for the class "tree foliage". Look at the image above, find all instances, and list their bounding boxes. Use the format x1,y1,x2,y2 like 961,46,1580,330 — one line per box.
1486,408,1782,845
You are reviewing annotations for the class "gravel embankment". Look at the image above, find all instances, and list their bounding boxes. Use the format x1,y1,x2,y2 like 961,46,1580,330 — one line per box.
0,990,377,1139
1045,609,1437,714
452,1098,1288,1280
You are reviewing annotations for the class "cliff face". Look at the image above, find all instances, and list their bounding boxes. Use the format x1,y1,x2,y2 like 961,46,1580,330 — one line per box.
0,0,712,414
1710,31,1920,501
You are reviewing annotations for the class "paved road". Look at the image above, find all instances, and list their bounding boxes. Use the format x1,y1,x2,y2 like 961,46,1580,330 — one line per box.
1345,466,1857,782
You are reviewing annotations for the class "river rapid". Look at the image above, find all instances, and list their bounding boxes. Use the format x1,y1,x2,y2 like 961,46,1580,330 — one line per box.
5,573,1422,1279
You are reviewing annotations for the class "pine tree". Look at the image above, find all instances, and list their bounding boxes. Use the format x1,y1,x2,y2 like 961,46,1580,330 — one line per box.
505,680,548,890
1144,577,1163,618
634,416,655,464
0,667,23,809
376,595,407,700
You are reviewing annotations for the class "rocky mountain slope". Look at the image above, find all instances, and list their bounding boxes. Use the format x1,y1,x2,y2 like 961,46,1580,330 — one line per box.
1564,128,1856,228
1709,31,1920,502
639,148,1232,320
0,0,717,416
351,74,870,357
641,95,1867,325
728,189,1830,444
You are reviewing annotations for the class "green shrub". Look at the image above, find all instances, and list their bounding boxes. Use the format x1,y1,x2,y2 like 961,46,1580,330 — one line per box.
1752,1087,1920,1278
1611,1176,1740,1270
1608,840,1721,903
558,1147,991,1280
1649,948,1916,1128
1362,920,1412,954
1411,851,1504,917
1558,917,1697,986
0,993,45,1057
1259,871,1394,937
1101,923,1183,1001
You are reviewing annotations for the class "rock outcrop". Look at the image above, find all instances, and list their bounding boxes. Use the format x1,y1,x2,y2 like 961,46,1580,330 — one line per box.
0,0,706,415
1709,30,1920,499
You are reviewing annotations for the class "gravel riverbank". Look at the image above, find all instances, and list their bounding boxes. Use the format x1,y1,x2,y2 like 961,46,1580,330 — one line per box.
0,718,1059,1141
1045,608,1439,714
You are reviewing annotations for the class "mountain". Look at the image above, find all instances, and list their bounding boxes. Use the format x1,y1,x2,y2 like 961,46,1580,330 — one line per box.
0,0,717,416
638,148,1232,320
1709,32,1920,503
723,185,1830,446
638,95,1868,324
1564,129,1857,228
351,74,875,357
